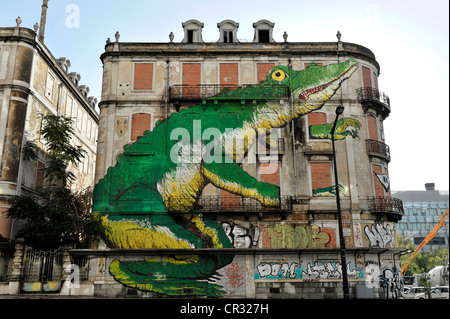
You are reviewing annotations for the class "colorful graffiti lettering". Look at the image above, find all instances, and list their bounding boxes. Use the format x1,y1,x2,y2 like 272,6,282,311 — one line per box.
364,222,395,248
380,267,404,299
264,224,333,248
256,262,299,279
301,261,361,280
93,60,358,296
222,221,260,248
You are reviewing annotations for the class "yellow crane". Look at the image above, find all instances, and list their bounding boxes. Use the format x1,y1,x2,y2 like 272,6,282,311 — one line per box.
401,209,449,275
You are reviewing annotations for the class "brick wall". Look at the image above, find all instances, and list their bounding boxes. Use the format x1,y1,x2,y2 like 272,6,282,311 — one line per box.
220,63,238,88
260,163,280,186
304,62,323,68
372,164,384,198
182,63,201,97
134,63,153,90
221,190,241,209
362,66,372,88
257,63,274,84
372,71,378,89
367,115,378,140
311,162,332,191
131,113,151,141
308,112,327,126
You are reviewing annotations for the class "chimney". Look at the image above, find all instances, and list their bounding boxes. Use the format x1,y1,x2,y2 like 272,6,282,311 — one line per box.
39,0,49,43
425,183,435,191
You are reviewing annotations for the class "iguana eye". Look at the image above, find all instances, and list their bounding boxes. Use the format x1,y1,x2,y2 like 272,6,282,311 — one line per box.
272,70,286,82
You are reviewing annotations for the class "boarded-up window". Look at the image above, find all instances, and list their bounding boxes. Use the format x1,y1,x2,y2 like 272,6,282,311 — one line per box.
260,162,280,186
372,71,378,89
372,164,384,198
131,113,151,141
362,66,372,88
182,63,201,98
311,162,332,196
367,115,378,140
257,63,274,84
220,63,238,89
134,63,153,90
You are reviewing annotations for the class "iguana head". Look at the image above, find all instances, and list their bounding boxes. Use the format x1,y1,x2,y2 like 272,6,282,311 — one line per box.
264,58,358,118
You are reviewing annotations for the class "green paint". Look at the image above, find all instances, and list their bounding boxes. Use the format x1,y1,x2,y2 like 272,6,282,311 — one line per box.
93,59,358,296
313,184,346,197
309,118,361,140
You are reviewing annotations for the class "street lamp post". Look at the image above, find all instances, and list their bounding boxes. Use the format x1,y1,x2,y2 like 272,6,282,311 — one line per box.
331,105,350,299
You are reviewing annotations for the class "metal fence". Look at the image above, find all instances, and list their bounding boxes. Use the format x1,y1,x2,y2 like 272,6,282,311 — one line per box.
22,247,64,292
169,84,290,100
70,254,90,281
168,195,292,213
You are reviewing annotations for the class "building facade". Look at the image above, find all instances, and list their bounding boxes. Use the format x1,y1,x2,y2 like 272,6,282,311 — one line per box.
0,21,99,240
84,19,405,299
394,184,449,254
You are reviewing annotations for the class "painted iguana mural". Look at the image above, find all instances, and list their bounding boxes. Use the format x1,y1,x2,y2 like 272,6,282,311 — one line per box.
92,58,359,296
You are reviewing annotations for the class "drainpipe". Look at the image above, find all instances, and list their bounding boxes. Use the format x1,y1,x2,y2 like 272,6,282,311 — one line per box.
288,58,298,200
165,59,170,119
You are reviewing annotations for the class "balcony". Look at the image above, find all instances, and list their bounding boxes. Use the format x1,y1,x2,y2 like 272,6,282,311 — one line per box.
366,139,391,162
356,87,391,119
168,195,292,215
367,196,404,221
169,84,290,101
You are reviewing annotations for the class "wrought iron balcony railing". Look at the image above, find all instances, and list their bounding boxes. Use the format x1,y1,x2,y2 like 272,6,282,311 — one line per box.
169,84,290,101
168,195,292,213
366,139,391,162
367,196,404,221
356,87,390,108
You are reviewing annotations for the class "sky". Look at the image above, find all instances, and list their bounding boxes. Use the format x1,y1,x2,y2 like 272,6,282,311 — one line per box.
1,0,448,191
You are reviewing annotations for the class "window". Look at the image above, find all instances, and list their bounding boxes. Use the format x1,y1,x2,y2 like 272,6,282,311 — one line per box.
131,113,151,141
257,63,275,84
36,161,46,189
311,162,333,197
65,95,73,117
134,63,153,90
258,30,270,43
86,119,92,140
223,30,233,43
45,71,55,100
83,156,89,175
187,30,195,43
76,107,83,130
362,66,372,88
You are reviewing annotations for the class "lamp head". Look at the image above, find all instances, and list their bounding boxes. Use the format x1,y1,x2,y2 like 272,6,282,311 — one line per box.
336,105,344,115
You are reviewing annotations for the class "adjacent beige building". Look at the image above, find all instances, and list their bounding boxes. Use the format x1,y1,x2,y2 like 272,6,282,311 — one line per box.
0,21,98,239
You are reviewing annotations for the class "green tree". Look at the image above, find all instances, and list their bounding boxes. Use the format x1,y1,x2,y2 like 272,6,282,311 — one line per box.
398,235,449,275
6,114,104,249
